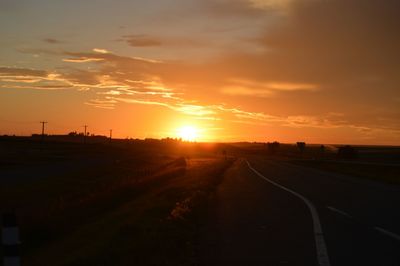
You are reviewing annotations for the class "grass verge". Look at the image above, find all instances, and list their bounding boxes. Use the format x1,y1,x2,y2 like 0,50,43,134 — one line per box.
290,160,400,185
15,157,235,266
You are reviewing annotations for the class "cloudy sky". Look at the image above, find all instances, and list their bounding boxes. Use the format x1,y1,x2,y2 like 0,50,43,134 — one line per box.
0,0,399,144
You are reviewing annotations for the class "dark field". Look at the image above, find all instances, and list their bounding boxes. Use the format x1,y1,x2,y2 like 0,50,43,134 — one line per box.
231,142,400,185
0,138,234,265
1,138,399,265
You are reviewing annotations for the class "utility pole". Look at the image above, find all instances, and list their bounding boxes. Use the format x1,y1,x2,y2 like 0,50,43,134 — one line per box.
109,129,112,144
40,121,47,141
83,125,88,144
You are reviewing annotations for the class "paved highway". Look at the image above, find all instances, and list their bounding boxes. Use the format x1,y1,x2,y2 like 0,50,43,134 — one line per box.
200,157,400,266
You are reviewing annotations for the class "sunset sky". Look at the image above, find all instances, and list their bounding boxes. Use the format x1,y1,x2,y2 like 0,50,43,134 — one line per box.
1,0,399,144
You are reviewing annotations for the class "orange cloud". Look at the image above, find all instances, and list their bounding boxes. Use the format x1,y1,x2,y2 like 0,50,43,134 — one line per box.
121,35,162,47
221,79,317,97
0,67,47,77
93,48,110,54
85,99,117,109
62,57,104,63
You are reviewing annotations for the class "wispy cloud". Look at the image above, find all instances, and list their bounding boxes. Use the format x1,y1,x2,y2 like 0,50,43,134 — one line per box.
0,67,71,89
221,86,274,97
84,99,117,109
197,0,269,18
3,31,399,142
0,67,47,77
221,78,318,97
62,57,105,63
93,48,110,54
119,34,205,48
0,84,70,90
120,35,162,47
249,0,293,11
107,92,356,131
43,38,64,44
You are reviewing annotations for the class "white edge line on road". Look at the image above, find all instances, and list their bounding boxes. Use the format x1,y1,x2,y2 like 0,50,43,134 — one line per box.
326,206,353,219
246,160,331,266
374,227,400,242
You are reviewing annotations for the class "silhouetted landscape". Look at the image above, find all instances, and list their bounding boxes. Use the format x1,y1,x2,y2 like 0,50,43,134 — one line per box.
1,136,399,265
1,0,400,265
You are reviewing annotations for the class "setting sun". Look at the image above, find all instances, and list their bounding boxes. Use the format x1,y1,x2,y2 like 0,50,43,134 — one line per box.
177,126,198,142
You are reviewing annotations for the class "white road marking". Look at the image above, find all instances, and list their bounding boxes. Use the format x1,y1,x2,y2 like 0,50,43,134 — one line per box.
374,227,400,242
246,160,331,266
326,206,353,219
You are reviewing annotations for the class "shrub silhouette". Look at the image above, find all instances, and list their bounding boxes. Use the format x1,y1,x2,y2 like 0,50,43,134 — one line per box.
267,141,280,154
319,145,325,153
296,142,306,154
337,145,358,159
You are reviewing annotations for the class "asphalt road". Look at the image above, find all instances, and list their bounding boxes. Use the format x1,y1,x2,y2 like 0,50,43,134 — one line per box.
200,157,400,266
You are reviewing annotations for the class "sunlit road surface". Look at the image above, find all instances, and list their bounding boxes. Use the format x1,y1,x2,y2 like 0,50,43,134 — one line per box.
200,157,400,266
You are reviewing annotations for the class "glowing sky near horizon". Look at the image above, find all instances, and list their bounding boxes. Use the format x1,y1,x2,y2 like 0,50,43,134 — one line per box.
0,0,399,144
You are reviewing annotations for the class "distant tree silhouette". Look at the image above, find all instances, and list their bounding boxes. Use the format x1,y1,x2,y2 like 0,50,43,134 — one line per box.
319,145,325,153
296,142,306,154
267,141,280,154
337,145,358,159
319,145,326,157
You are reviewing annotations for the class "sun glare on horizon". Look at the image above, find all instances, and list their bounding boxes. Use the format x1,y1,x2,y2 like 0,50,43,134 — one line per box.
177,126,198,142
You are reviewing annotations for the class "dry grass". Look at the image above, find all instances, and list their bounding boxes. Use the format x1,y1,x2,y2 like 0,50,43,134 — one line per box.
1,139,235,265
